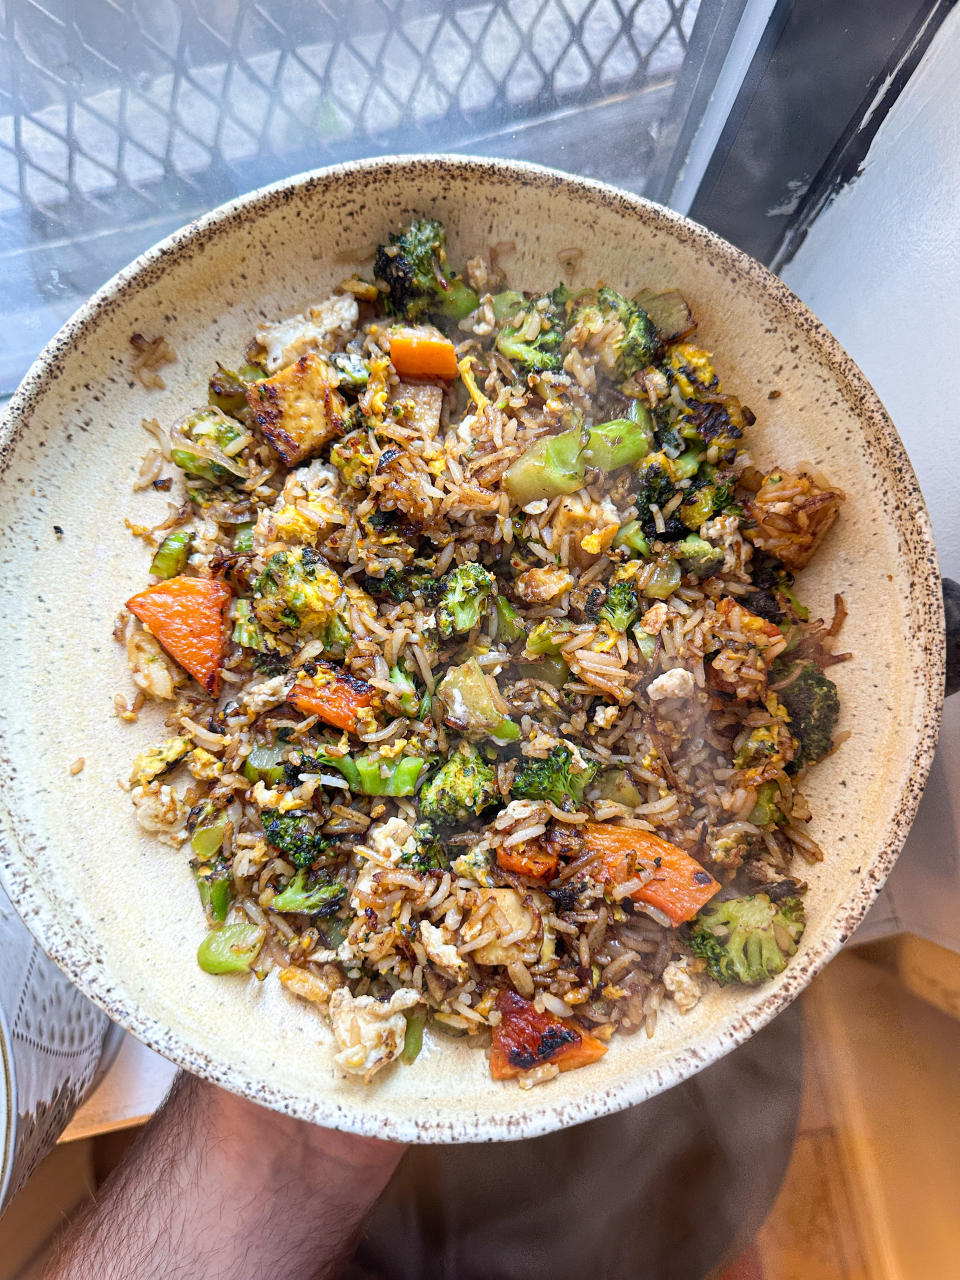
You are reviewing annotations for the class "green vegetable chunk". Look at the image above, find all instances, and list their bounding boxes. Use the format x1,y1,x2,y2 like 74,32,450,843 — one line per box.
188,801,229,860
689,893,806,985
401,1009,426,1064
261,809,333,869
208,362,266,416
587,581,641,633
419,743,499,825
436,659,520,744
400,821,449,871
596,768,644,808
354,754,429,797
773,660,840,766
515,655,570,689
194,860,234,923
674,534,724,579
390,661,420,716
171,407,247,483
374,218,478,321
437,563,495,637
511,744,598,812
232,599,264,650
503,429,585,505
233,521,255,552
613,520,651,558
569,287,658,381
243,742,288,787
748,780,783,827
494,595,526,645
495,286,569,373
524,619,574,656
582,413,653,471
272,870,345,914
197,922,265,975
150,528,193,579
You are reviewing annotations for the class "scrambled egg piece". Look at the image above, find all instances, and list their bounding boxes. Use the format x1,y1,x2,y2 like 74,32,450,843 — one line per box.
187,747,223,781
451,845,496,887
666,343,716,399
552,494,620,563
646,667,696,702
238,674,290,715
255,294,359,373
328,987,422,1082
279,966,341,1008
126,628,178,700
662,957,703,1013
272,494,347,545
419,920,468,981
469,888,551,966
514,566,574,605
247,352,348,467
130,736,190,786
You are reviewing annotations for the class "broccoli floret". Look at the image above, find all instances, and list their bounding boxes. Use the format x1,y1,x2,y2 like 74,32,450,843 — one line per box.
374,218,478,322
510,744,598,813
271,869,345,915
363,567,441,605
418,743,499,825
673,534,724,579
437,563,495,637
252,547,343,634
774,660,840,766
261,809,334,870
586,581,641,632
689,893,806,985
495,286,569,374
570,287,658,382
634,459,677,529
399,821,449,871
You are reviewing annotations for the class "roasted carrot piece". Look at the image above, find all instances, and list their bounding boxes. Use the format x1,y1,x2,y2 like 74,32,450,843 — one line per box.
126,575,230,696
583,821,720,925
388,329,459,380
496,842,559,881
289,669,375,734
489,990,607,1080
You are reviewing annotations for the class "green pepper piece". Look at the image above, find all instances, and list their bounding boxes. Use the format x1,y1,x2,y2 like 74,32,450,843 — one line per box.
197,922,265,975
191,810,229,860
234,521,255,553
524,619,574,656
401,1009,426,1064
503,429,585,504
490,290,525,321
195,863,234,922
631,627,657,663
495,595,526,645
516,655,570,689
232,599,264,650
748,780,783,827
243,742,287,786
613,520,651,558
150,528,193,579
583,412,653,471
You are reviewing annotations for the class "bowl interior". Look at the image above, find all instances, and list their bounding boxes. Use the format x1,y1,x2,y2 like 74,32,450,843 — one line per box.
0,157,943,1141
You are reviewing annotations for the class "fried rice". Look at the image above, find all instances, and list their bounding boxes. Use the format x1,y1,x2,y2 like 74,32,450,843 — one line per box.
118,218,847,1087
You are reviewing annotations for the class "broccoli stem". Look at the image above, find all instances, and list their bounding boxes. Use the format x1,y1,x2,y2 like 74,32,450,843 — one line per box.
495,595,527,645
271,871,344,914
613,520,651,558
582,412,653,470
390,662,420,716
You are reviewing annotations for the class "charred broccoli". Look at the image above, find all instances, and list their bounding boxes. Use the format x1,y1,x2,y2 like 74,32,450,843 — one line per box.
510,744,598,813
362,567,442,606
634,458,677,530
437,563,495,637
399,821,449,871
495,286,569,374
374,218,478,322
261,809,334,869
252,547,343,634
586,581,642,633
774,660,840,766
689,893,806,985
271,870,345,915
569,287,658,382
418,743,499,825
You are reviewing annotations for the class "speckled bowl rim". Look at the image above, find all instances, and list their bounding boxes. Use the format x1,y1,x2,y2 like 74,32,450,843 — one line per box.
0,155,945,1142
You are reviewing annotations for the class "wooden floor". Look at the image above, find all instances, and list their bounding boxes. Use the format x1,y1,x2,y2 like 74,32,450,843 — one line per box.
4,942,960,1279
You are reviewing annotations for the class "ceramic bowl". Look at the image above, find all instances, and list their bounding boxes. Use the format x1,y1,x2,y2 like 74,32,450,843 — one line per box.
0,156,943,1142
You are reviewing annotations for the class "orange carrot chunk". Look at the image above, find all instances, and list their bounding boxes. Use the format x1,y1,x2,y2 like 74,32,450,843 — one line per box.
126,575,230,696
289,671,375,734
583,821,720,925
496,843,559,881
489,990,607,1080
388,329,459,380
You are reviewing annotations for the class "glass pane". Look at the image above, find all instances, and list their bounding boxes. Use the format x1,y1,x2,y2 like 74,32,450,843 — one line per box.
0,0,710,393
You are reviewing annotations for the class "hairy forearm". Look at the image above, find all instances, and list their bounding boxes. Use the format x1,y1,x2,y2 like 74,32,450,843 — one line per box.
43,1073,404,1280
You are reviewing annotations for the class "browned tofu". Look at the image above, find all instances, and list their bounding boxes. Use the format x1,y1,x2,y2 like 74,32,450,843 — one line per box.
390,381,444,437
247,352,347,466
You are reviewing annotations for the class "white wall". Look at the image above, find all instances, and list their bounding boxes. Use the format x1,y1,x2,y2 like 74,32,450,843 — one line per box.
783,7,960,950
782,3,960,580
